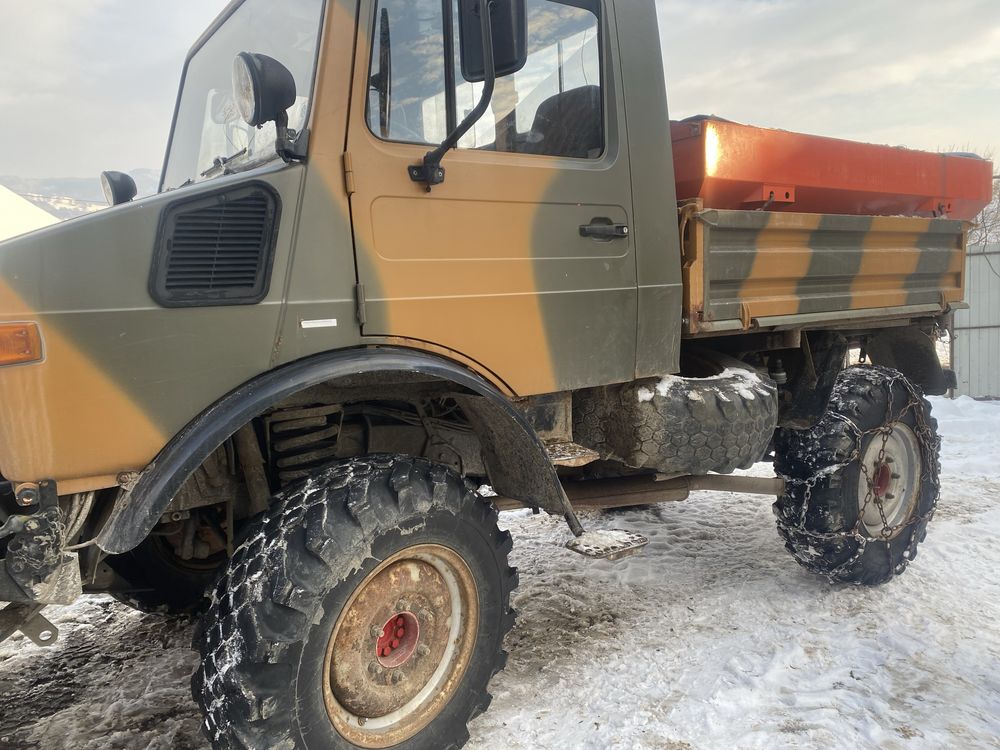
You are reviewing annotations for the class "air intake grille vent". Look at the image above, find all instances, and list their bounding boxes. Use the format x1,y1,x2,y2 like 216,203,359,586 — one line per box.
150,183,281,307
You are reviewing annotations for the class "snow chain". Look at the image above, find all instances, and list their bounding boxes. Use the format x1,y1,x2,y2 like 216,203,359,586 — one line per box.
777,373,940,582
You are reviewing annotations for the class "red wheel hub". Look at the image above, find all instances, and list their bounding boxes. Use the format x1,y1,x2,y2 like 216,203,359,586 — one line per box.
872,463,892,498
376,611,420,668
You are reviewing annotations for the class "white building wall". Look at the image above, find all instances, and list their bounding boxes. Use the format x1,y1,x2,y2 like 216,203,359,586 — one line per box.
954,244,1000,399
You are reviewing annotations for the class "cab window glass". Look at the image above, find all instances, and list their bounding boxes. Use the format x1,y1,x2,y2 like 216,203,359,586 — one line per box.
366,0,449,145
366,0,603,159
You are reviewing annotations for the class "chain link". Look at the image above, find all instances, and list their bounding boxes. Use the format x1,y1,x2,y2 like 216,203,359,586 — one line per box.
777,372,941,581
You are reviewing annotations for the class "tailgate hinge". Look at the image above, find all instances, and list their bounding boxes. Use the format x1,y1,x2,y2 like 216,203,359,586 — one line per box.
354,283,367,327
343,152,356,196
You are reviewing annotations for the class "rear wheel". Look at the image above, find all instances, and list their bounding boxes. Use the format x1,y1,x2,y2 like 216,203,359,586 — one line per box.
194,455,516,750
773,366,940,585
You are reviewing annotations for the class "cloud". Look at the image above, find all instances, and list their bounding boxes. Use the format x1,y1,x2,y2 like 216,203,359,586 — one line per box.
659,0,1000,155
0,0,225,178
0,0,996,180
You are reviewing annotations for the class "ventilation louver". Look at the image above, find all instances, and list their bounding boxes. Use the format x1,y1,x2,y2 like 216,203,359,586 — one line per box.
150,184,281,307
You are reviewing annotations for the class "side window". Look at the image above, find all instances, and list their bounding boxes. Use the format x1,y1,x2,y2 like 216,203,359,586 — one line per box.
367,0,604,160
366,0,449,145
457,0,603,158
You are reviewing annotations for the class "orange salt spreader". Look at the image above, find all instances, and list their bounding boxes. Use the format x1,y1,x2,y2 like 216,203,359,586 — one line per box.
671,116,994,221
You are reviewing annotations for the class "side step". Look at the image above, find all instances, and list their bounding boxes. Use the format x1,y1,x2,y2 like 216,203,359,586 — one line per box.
544,440,600,468
566,529,649,561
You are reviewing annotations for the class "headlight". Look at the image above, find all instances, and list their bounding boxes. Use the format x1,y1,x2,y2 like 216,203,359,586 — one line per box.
100,171,137,206
232,52,297,128
233,52,260,126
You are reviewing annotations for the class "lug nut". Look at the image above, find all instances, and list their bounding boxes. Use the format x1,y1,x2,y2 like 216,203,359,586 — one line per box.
419,608,433,622
368,662,383,675
396,600,410,612
391,670,405,684
371,625,382,638
416,644,431,657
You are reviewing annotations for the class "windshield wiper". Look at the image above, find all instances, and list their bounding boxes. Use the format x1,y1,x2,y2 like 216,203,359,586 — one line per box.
200,148,248,179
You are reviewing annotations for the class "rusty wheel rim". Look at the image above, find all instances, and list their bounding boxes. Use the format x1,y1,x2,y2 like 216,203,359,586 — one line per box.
322,544,479,748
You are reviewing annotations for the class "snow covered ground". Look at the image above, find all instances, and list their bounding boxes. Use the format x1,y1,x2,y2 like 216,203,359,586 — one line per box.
1,396,998,750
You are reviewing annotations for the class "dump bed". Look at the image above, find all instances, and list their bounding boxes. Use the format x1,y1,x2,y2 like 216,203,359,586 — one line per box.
671,118,994,221
679,202,966,335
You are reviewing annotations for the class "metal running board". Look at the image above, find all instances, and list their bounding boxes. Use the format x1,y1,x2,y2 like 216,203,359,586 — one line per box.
545,440,601,468
566,529,648,561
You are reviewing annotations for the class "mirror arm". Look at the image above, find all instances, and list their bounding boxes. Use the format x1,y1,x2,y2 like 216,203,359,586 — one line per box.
274,110,310,163
409,0,497,191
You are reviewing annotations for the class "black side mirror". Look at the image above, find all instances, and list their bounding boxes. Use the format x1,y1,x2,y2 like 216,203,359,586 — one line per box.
458,0,527,82
232,52,297,128
101,171,138,206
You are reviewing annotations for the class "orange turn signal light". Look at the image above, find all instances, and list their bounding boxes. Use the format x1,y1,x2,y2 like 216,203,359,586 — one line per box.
0,323,43,366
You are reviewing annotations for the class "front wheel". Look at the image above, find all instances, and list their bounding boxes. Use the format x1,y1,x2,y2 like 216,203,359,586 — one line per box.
773,366,940,585
194,455,517,750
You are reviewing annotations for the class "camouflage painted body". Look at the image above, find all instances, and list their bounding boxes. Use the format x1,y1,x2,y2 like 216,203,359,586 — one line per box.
0,0,971,495
680,203,967,334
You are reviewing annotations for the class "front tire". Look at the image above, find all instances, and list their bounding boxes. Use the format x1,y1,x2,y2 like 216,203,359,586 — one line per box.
773,366,940,585
194,455,517,750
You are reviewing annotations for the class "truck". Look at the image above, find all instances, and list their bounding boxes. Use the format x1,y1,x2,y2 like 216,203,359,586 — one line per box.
0,1,992,748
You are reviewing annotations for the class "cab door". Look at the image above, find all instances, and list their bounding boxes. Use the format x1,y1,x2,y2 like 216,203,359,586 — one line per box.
346,0,636,396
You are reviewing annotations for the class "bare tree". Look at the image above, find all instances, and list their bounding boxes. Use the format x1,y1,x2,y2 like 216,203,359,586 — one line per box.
969,177,1000,248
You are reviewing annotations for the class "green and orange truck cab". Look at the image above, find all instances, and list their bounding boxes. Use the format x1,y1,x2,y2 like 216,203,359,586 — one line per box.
0,1,991,747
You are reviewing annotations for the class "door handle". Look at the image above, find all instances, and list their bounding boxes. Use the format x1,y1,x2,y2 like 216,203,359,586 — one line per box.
580,221,630,240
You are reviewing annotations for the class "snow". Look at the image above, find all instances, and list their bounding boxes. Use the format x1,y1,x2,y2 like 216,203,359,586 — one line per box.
639,368,771,403
0,186,58,242
2,397,1000,749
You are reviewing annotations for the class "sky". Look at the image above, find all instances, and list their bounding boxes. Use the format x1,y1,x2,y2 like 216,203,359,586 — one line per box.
0,0,998,180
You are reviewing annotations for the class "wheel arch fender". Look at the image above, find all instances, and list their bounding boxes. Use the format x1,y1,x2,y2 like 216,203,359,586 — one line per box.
95,347,571,555
865,325,953,396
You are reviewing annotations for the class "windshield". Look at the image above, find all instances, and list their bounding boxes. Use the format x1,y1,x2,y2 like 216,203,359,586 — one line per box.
161,0,326,191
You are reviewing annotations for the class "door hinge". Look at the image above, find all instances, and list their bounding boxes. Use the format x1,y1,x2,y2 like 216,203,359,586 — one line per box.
343,152,356,196
354,283,367,327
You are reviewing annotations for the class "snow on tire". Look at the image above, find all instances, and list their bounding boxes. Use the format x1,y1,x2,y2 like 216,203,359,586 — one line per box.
774,365,940,586
193,455,517,750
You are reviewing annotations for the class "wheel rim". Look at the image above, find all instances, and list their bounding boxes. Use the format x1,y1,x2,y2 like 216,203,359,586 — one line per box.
323,544,479,748
857,422,922,539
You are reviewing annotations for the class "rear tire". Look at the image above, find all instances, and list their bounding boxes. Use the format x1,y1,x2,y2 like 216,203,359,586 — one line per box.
193,455,517,750
774,365,940,585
